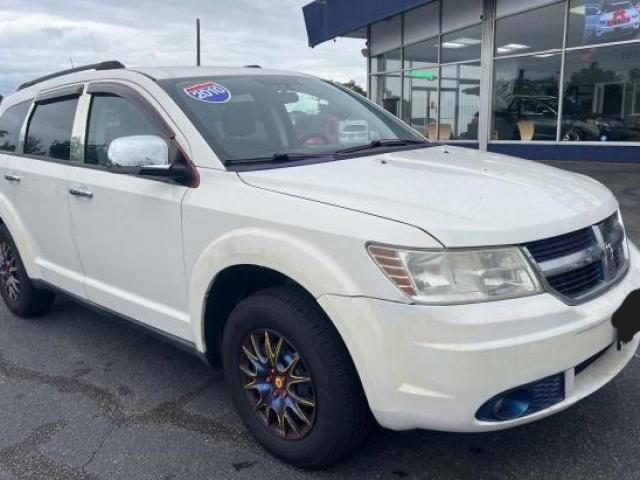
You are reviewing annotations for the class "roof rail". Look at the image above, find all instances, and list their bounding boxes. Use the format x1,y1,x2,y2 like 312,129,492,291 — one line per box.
244,65,262,69
17,60,126,92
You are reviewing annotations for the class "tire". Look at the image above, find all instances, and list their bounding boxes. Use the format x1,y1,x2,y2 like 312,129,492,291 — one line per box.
0,224,54,317
222,285,370,469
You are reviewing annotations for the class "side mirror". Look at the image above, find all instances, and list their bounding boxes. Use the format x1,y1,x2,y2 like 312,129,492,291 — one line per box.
139,163,195,185
107,135,169,168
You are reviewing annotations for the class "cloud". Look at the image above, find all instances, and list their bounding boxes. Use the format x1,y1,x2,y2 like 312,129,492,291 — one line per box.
0,0,366,97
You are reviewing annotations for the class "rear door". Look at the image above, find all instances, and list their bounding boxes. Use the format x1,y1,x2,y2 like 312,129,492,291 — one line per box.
3,87,86,296
67,82,193,340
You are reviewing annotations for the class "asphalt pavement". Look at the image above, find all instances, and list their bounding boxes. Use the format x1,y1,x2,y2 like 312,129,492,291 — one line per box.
0,160,638,479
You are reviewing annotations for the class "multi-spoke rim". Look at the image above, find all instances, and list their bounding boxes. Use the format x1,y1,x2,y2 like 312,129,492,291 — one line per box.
239,329,317,440
0,242,20,303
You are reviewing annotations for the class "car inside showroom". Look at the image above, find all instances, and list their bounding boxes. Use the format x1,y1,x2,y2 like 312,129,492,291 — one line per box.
304,0,640,161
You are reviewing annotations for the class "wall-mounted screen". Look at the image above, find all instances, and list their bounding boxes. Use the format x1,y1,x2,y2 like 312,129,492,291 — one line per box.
569,0,640,46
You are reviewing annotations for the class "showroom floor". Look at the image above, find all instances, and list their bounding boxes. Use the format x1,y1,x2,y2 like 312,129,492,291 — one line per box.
0,160,637,480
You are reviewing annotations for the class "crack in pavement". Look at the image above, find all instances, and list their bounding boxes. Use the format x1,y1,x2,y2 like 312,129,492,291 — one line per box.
0,421,101,480
80,423,114,475
0,354,126,424
0,352,259,477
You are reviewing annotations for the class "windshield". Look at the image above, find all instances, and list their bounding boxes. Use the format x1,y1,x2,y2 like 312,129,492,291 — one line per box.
160,75,426,165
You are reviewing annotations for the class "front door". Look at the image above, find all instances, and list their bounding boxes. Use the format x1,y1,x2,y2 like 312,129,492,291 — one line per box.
67,85,192,340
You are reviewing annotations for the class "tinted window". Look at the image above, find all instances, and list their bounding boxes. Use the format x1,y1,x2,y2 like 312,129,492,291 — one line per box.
402,69,439,133
440,24,482,64
371,48,402,73
440,63,481,140
0,102,30,153
492,54,561,141
562,44,640,142
25,97,78,160
86,94,160,166
495,3,566,56
404,37,439,69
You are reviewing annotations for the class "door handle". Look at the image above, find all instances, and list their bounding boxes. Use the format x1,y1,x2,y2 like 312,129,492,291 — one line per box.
69,188,94,199
4,174,20,183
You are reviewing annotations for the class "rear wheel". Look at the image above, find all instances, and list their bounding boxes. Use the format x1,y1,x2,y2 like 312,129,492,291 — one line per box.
222,285,370,468
0,225,54,317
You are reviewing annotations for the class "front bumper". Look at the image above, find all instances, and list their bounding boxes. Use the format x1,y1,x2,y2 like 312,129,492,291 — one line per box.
318,242,640,432
596,23,639,36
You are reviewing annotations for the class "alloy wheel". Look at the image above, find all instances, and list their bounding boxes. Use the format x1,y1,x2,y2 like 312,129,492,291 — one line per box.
239,329,317,440
0,242,20,303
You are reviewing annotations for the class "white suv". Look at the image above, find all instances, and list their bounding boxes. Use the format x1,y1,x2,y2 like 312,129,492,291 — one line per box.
0,61,639,468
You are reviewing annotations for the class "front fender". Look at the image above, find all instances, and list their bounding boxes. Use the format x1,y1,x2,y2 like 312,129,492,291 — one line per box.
188,228,366,351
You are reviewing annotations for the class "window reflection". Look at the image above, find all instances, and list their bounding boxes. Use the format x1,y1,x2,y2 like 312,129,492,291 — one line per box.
495,3,566,56
492,55,561,141
440,63,481,140
371,73,402,117
404,37,439,69
402,69,439,136
562,44,640,141
371,49,402,73
441,24,482,64
25,97,78,160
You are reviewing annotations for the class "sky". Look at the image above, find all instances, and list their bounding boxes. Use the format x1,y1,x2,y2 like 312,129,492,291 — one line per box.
0,0,366,98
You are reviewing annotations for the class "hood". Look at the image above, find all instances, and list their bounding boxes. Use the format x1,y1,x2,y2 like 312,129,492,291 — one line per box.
238,146,618,247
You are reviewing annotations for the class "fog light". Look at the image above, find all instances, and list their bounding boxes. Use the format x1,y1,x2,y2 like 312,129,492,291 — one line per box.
476,388,532,421
492,389,532,420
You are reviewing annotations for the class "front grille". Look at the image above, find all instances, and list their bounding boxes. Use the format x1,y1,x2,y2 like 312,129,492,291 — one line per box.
527,373,565,413
527,227,595,263
546,262,603,298
524,213,628,303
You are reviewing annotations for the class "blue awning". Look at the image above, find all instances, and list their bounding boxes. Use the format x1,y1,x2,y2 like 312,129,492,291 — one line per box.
303,0,434,47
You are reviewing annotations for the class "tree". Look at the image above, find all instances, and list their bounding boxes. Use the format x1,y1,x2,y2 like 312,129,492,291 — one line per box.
332,80,367,97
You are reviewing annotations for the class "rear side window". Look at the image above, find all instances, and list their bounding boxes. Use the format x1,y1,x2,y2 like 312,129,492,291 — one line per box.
0,102,31,153
24,96,78,161
85,94,161,166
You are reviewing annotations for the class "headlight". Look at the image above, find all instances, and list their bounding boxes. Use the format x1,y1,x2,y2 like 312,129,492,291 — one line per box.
368,244,542,305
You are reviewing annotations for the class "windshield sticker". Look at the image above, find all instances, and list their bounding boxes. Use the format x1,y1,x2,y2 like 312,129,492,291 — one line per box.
184,81,231,104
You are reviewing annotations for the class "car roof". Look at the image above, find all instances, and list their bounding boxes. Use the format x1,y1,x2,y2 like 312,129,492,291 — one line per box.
1,65,310,110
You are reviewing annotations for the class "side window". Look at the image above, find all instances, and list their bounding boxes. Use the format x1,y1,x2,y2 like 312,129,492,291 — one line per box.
0,102,31,153
24,97,78,161
85,94,163,167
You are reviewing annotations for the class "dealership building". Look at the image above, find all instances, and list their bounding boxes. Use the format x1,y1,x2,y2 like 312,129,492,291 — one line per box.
303,0,640,161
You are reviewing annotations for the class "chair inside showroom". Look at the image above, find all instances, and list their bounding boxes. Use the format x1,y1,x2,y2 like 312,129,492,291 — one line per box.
426,124,453,141
517,121,535,141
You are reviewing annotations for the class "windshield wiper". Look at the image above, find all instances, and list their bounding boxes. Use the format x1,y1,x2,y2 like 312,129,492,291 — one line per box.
335,139,430,156
226,152,335,166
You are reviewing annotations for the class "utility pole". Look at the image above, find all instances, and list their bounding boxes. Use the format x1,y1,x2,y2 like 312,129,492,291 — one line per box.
196,18,201,66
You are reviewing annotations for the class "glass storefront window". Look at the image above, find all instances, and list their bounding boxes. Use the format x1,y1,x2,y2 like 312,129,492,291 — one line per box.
562,44,640,141
402,69,440,135
440,63,481,140
495,3,566,56
371,73,403,117
441,24,482,64
371,49,402,74
492,54,561,140
404,37,439,69
442,0,483,33
404,1,440,45
568,0,640,47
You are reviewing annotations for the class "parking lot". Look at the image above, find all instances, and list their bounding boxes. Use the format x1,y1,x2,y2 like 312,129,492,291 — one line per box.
0,160,638,480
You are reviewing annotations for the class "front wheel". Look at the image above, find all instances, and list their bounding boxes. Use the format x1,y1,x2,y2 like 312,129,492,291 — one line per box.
222,286,370,469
